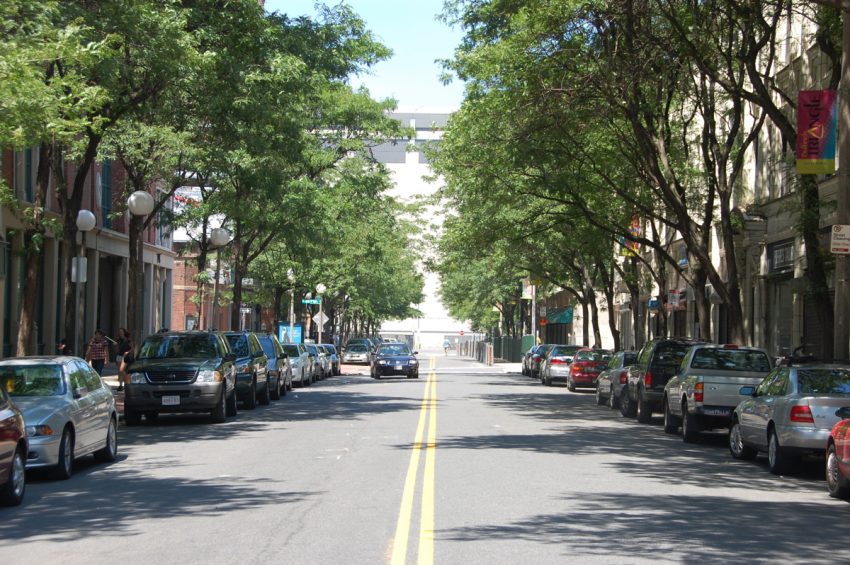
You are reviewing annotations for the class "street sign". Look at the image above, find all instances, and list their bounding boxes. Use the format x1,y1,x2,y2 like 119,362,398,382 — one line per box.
831,225,850,254
315,311,329,327
239,307,251,314
301,298,321,305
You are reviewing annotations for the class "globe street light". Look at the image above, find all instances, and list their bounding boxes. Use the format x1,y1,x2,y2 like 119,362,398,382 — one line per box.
209,227,231,330
287,269,295,343
316,283,327,345
74,210,96,355
127,190,155,351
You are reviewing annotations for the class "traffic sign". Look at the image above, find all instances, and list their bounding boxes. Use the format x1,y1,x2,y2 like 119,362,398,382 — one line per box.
315,311,329,327
831,225,850,254
302,298,321,305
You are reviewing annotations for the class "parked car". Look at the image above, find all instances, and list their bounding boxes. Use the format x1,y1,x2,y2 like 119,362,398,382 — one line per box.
729,363,850,474
0,385,26,506
663,344,773,442
342,342,370,364
595,351,638,408
256,333,292,400
622,337,705,423
826,408,850,499
564,348,613,391
0,356,117,479
306,344,329,380
540,345,581,386
225,332,270,409
321,344,340,376
522,345,543,377
371,343,419,379
530,344,557,379
282,343,313,387
126,331,238,425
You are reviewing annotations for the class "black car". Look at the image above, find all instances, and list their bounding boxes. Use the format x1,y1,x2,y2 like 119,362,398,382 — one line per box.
125,331,238,425
224,332,270,410
371,343,420,379
256,333,291,400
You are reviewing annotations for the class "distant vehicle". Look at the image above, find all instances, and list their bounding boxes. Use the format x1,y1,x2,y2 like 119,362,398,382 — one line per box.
595,351,638,408
663,344,773,442
528,344,557,379
305,344,329,380
225,332,270,409
321,344,340,376
126,331,238,425
0,384,26,506
281,343,313,387
521,345,543,377
341,343,370,364
565,348,612,391
0,357,118,479
540,345,581,386
729,363,850,475
826,408,850,500
256,333,292,399
371,343,419,379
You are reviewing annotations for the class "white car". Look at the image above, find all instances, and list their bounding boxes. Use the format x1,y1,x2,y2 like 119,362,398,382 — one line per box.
281,343,313,386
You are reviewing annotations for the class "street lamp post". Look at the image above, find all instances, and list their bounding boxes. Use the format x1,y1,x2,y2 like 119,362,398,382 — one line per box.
209,227,231,330
287,269,295,343
127,190,155,351
74,210,96,356
316,283,326,344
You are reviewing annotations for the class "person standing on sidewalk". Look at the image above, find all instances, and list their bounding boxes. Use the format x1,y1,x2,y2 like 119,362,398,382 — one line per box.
85,329,109,375
115,328,132,391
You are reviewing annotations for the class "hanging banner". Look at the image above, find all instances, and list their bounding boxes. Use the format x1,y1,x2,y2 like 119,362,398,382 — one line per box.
796,90,837,174
619,216,642,256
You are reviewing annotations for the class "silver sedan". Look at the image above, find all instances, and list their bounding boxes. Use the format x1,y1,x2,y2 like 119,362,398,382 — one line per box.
0,356,118,479
729,363,850,475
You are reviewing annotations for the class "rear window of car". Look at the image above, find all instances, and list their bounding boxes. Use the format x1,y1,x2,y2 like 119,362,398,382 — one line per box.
0,364,65,396
550,345,579,357
651,343,692,368
691,348,771,372
138,335,220,359
378,344,412,356
575,350,612,362
225,335,250,357
347,344,367,352
257,336,278,359
623,352,638,365
796,369,850,394
282,345,300,357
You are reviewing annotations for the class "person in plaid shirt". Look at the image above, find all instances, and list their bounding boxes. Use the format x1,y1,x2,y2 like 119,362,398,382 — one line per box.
85,329,110,375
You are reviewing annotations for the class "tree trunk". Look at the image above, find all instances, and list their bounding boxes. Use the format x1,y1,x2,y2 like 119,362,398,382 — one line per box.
126,214,144,351
799,174,833,359
581,299,590,346
273,286,283,321
692,266,711,341
195,217,210,330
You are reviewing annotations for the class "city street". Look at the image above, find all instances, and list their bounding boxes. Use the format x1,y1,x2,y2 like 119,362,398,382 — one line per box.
1,352,848,564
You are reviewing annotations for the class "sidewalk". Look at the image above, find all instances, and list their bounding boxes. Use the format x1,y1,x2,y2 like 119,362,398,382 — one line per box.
99,364,124,417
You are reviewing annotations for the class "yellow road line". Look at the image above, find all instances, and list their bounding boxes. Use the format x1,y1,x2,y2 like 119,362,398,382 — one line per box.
391,371,435,565
418,371,437,564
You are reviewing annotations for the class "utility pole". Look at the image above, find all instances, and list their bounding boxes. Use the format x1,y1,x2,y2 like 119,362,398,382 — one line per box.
834,1,850,360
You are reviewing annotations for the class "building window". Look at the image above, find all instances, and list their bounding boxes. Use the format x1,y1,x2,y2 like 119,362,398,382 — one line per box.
100,160,112,229
13,148,38,202
185,315,196,331
768,239,795,274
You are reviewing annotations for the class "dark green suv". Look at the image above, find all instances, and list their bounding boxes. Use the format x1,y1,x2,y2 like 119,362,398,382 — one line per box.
224,332,270,410
125,331,238,425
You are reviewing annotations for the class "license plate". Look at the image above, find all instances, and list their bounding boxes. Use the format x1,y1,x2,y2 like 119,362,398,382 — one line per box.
702,408,731,416
161,395,180,406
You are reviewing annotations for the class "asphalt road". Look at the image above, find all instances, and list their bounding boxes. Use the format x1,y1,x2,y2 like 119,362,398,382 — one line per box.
2,352,849,564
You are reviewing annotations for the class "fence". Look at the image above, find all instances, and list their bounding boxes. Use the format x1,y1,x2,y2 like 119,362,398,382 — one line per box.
456,334,525,364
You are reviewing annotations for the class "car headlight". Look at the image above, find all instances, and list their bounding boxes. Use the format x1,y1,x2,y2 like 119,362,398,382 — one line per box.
378,360,388,365
236,362,250,374
410,359,418,365
130,372,147,384
196,370,223,383
26,425,54,437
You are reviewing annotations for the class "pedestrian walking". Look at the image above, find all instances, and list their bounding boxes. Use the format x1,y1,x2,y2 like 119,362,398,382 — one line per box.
443,338,451,356
57,337,70,356
115,328,132,391
85,329,110,375
118,338,136,392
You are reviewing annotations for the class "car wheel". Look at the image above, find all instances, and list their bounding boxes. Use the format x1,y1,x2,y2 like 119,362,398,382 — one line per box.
281,376,288,397
620,388,636,418
144,411,159,421
226,386,238,417
258,377,271,406
768,428,794,475
681,400,700,443
662,397,679,434
636,390,652,423
210,388,227,423
608,388,618,409
0,447,26,506
243,378,258,410
728,418,757,460
827,443,850,499
94,417,119,462
124,409,142,427
595,386,606,406
270,376,281,401
567,377,577,392
53,427,74,480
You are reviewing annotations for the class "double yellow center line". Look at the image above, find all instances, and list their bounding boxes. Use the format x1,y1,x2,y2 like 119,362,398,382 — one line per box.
391,355,438,565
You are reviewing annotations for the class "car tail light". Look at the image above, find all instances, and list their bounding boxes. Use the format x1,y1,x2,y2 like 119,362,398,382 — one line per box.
532,355,541,362
790,405,814,424
619,372,628,385
694,382,704,403
551,358,567,365
644,371,652,387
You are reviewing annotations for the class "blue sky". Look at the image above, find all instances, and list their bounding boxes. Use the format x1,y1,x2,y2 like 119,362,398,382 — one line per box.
265,1,465,110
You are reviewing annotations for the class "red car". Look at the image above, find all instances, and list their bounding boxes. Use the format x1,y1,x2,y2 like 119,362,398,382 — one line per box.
826,408,850,500
0,385,27,506
567,348,613,392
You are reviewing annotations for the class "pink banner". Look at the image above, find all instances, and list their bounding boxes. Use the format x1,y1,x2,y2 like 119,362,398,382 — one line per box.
796,90,837,175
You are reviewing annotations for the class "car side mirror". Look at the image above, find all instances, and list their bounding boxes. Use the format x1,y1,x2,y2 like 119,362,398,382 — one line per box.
279,354,288,360
73,387,86,399
739,385,756,397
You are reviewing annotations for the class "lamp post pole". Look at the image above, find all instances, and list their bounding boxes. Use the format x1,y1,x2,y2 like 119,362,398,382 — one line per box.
287,269,295,343
833,1,850,360
316,283,326,344
208,228,231,330
127,191,155,351
74,210,96,356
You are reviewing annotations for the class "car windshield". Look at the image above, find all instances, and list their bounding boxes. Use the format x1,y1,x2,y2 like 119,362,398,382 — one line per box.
379,344,412,356
691,348,771,372
225,335,250,357
0,364,65,397
306,345,320,354
796,369,850,394
257,337,277,358
576,350,612,362
652,343,691,368
348,344,368,353
138,335,219,359
282,345,300,357
551,345,580,357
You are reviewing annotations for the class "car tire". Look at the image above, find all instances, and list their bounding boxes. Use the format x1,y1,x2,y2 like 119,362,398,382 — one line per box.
767,428,794,475
94,417,119,462
144,411,159,421
662,397,679,434
210,388,227,423
595,386,606,406
243,378,257,410
681,401,700,443
608,388,618,409
636,390,652,423
567,377,577,392
270,376,281,400
53,427,74,480
728,418,757,460
620,387,636,418
827,443,850,499
124,409,142,427
226,387,238,417
281,376,288,397
258,377,271,406
0,447,26,506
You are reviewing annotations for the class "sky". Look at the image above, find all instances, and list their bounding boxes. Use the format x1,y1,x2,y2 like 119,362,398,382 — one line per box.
264,1,466,111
